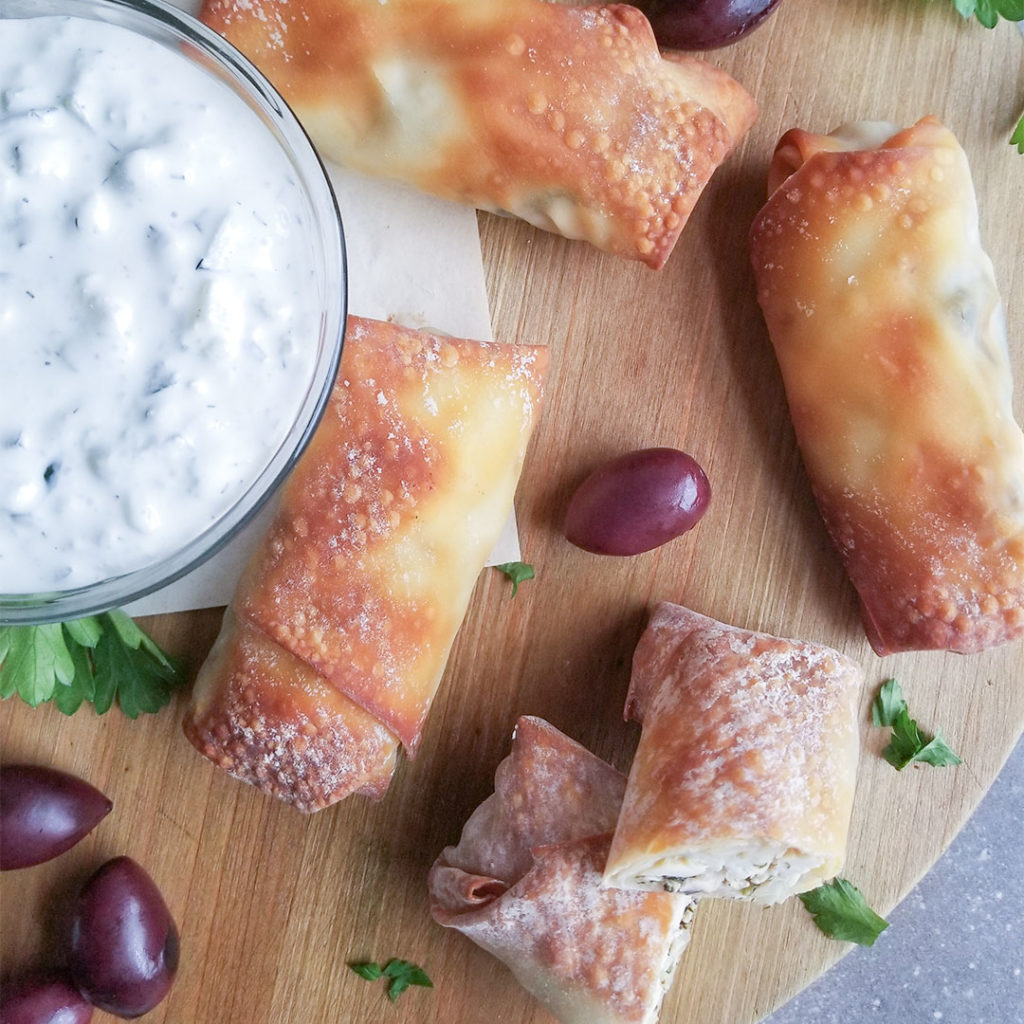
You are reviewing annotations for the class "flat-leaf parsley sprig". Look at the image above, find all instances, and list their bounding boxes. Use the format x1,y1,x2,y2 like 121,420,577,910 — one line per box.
0,610,185,718
349,959,433,1002
494,561,535,598
871,679,962,770
798,878,890,946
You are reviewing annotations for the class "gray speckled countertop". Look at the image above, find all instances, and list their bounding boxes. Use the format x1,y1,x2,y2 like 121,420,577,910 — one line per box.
765,736,1024,1024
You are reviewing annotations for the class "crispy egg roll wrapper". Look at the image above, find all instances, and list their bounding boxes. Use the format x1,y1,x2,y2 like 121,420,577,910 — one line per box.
749,116,1024,655
199,0,756,268
183,316,547,810
429,716,694,1024
603,604,861,905
185,610,399,811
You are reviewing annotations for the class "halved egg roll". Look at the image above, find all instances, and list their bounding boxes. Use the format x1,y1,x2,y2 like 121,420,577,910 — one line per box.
429,716,694,1024
603,603,861,905
183,316,547,810
749,117,1024,655
199,0,756,267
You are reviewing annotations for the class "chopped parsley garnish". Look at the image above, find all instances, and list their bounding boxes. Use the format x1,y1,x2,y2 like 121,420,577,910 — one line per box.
1011,113,1024,154
0,610,185,718
872,679,962,770
494,561,535,597
798,878,890,946
349,959,433,1002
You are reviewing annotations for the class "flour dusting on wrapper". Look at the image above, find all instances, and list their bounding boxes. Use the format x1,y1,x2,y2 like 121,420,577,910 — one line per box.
428,717,694,1024
603,604,861,905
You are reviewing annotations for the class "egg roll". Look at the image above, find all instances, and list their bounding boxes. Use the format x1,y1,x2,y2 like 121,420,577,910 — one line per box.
749,116,1024,655
184,315,547,810
603,603,861,905
185,609,399,811
429,716,694,1024
199,0,756,268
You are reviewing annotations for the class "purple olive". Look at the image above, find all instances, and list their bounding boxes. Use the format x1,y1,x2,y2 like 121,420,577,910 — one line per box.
0,765,112,871
68,857,179,1019
0,970,94,1024
635,0,782,50
564,447,710,556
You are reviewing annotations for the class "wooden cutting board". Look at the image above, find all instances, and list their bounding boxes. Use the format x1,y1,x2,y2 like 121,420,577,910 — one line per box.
2,2,1022,1022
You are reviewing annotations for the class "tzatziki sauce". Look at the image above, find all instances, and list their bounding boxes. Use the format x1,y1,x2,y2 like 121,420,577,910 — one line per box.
1,14,325,594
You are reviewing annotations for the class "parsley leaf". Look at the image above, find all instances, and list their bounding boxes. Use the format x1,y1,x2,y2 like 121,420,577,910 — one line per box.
798,878,890,946
348,962,385,981
0,612,185,718
887,711,962,769
383,959,433,1001
871,679,962,770
871,677,906,728
52,642,98,715
64,615,103,648
92,611,182,718
349,959,432,1002
949,0,1024,27
494,561,535,597
1011,113,1024,154
0,623,75,705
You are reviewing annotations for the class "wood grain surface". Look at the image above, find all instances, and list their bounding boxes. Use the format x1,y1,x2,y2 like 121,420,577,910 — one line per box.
2,2,1023,1023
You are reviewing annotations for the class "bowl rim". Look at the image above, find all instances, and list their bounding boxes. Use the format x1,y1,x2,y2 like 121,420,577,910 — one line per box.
0,0,348,625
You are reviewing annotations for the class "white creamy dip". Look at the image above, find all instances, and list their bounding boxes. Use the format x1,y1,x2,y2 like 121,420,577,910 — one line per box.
0,14,324,593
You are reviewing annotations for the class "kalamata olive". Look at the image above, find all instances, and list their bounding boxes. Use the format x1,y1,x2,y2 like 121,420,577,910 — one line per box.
564,447,710,556
0,765,112,871
68,857,179,1019
635,0,782,50
0,969,94,1024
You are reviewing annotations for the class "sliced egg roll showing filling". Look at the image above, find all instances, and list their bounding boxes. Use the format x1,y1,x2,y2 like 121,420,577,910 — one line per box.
199,0,756,268
603,603,862,905
749,116,1024,655
183,316,548,811
428,716,694,1024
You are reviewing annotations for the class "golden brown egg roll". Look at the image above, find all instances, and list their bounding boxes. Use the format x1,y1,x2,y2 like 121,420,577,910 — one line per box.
185,608,399,811
749,117,1024,655
603,603,861,905
184,315,547,810
199,0,756,267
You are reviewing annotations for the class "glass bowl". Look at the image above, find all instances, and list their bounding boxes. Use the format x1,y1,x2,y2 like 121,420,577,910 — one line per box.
0,0,347,624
